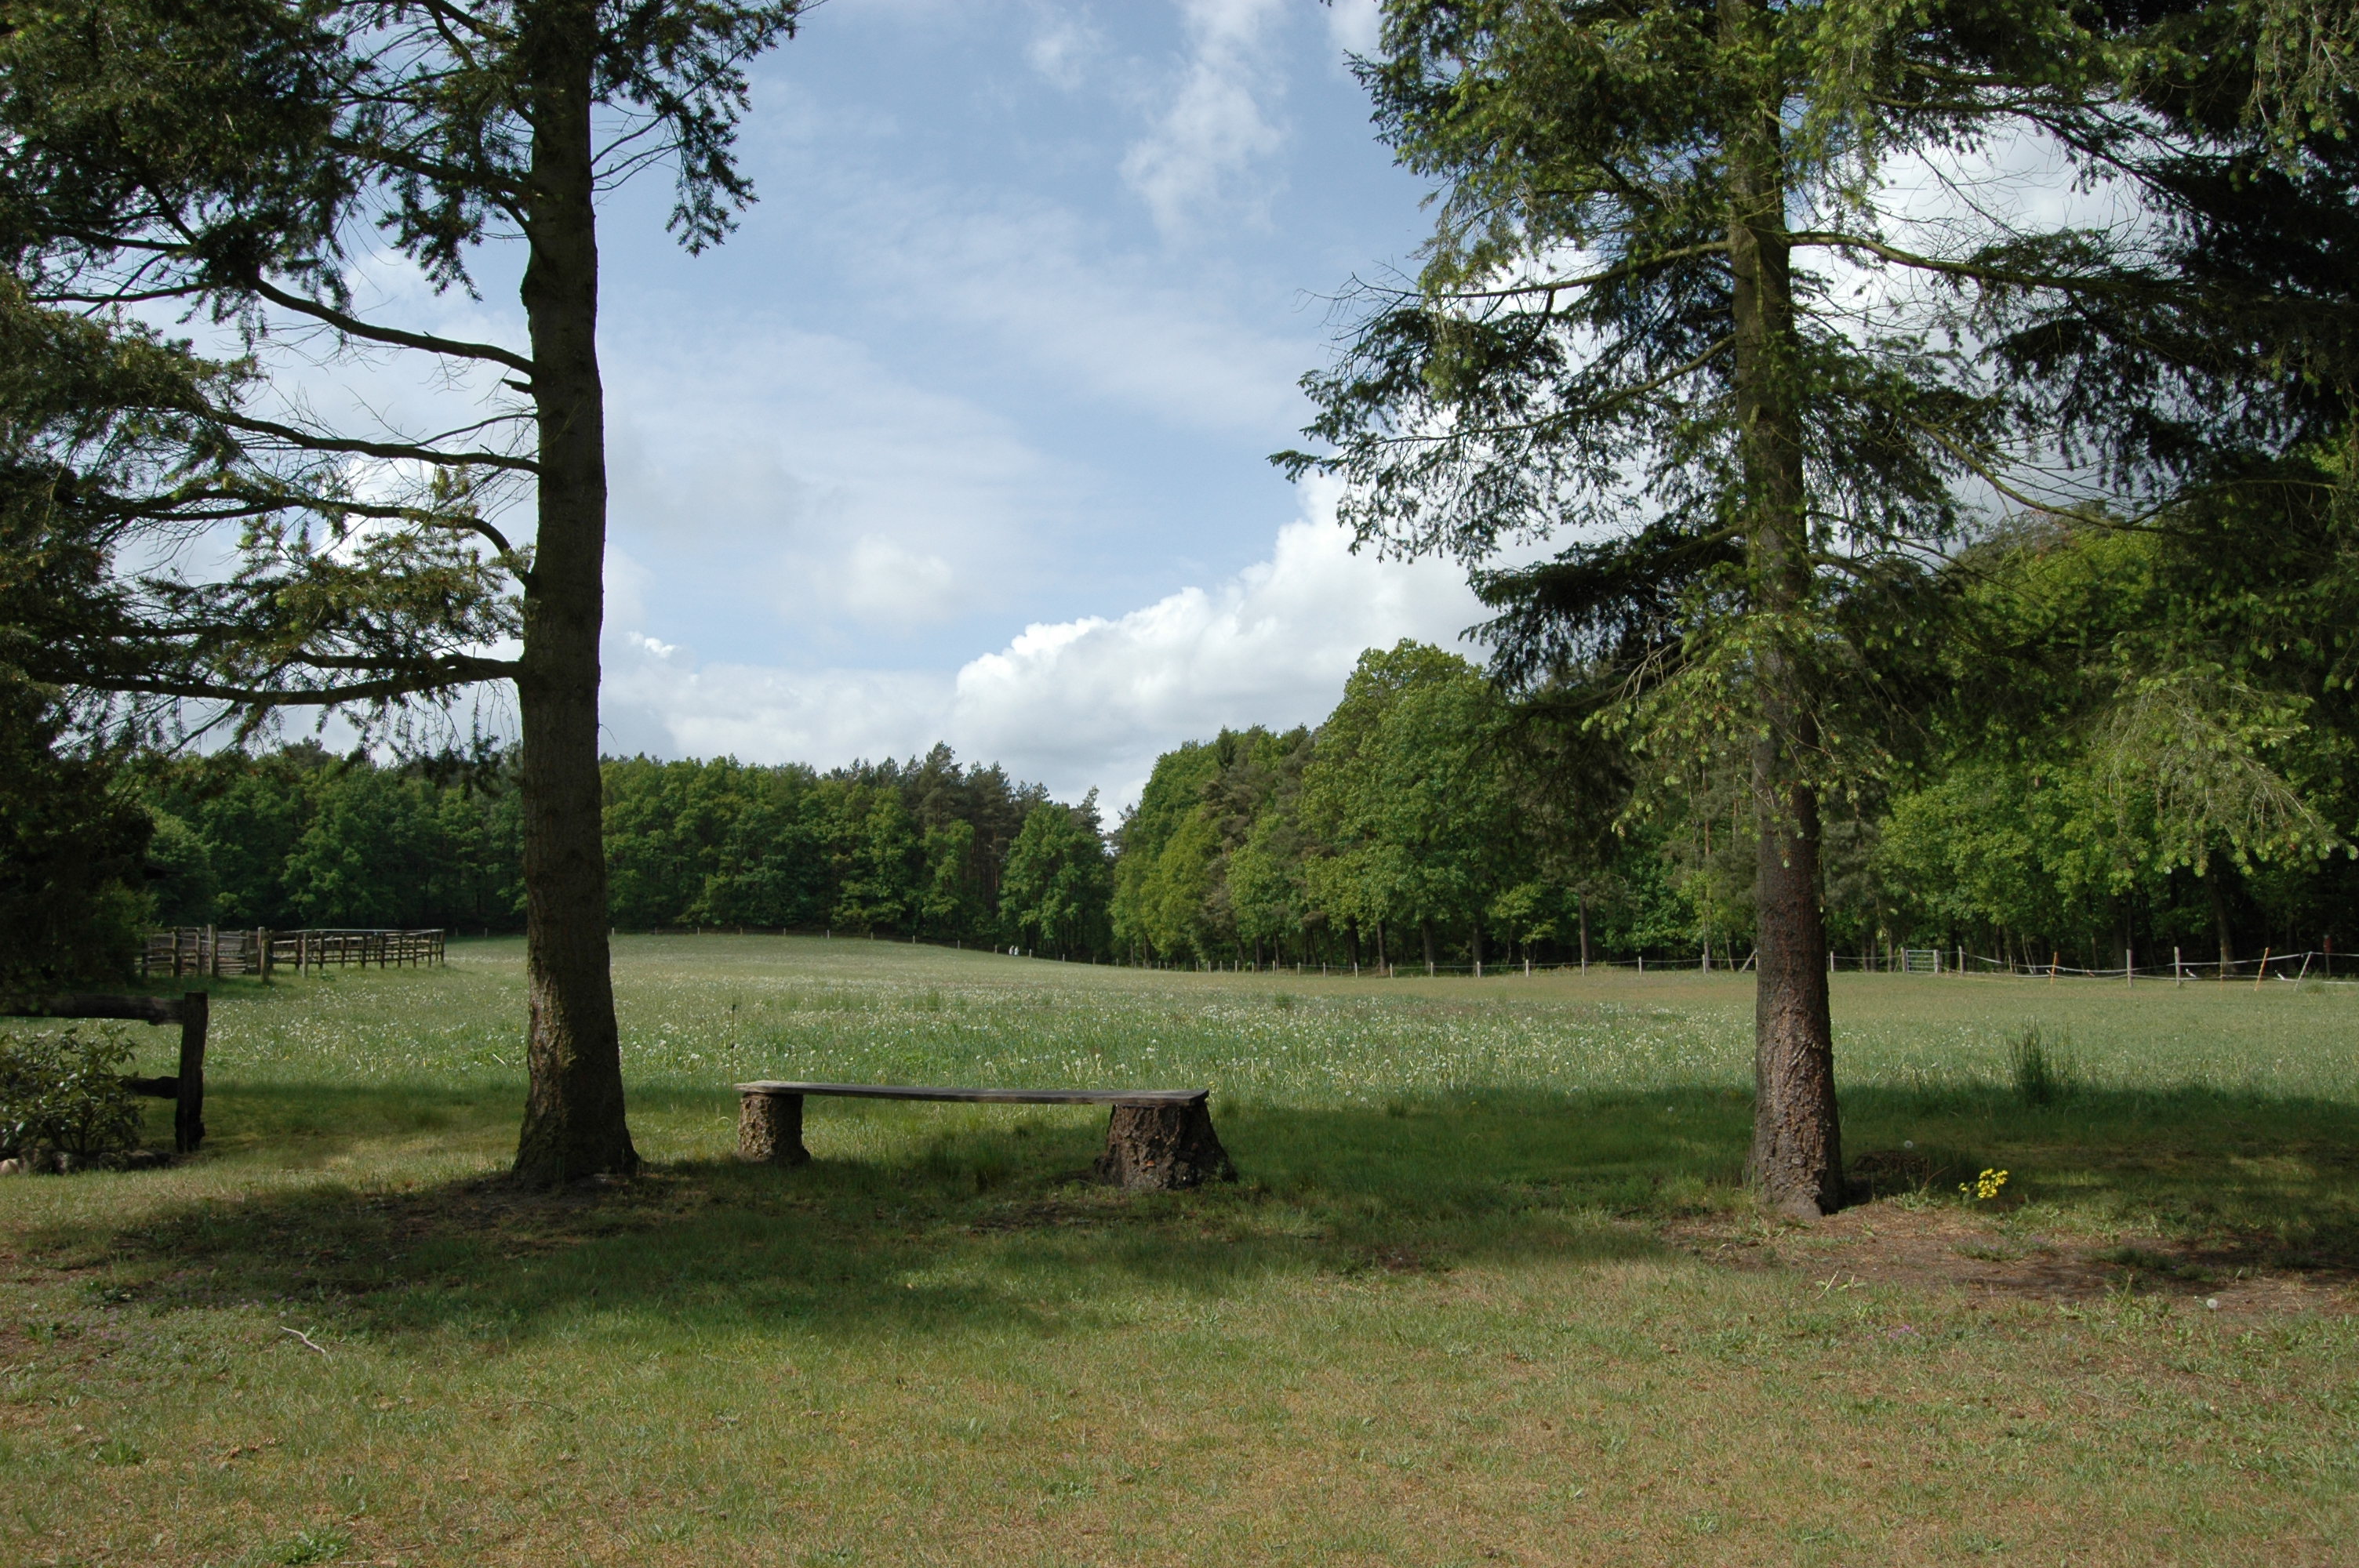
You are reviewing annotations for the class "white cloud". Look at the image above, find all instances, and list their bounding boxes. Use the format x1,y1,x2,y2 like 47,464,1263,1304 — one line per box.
832,189,1309,434
1026,5,1104,89
842,536,959,625
599,478,1486,804
1324,0,1382,57
1121,0,1290,236
604,649,953,765
601,317,1078,634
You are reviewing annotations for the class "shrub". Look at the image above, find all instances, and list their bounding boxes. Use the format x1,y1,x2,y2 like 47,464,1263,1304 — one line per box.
2006,1025,2078,1108
0,1026,143,1161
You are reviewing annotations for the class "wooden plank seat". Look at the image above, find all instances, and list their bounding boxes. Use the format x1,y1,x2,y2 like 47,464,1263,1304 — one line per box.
735,1080,1234,1191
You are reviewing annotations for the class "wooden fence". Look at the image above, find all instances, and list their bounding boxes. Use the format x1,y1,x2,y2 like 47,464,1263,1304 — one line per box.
142,927,447,978
0,992,208,1153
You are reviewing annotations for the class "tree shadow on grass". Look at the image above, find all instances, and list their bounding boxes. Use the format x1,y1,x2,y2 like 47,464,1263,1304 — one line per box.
1837,1082,2359,1269
55,1089,1728,1349
43,1082,2359,1349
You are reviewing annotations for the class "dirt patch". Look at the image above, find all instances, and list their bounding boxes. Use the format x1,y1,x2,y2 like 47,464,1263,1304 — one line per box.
961,1197,1114,1233
1669,1200,2359,1318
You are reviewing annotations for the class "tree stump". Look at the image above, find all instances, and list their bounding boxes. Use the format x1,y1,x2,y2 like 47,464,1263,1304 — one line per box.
1093,1100,1234,1190
737,1091,809,1165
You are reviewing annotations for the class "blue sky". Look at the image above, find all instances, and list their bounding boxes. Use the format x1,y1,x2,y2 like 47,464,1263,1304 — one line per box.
211,0,2109,801
569,0,1488,804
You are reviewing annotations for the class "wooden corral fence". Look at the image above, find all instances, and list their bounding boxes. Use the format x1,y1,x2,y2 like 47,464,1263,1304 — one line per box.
144,926,263,978
0,992,208,1153
142,927,447,978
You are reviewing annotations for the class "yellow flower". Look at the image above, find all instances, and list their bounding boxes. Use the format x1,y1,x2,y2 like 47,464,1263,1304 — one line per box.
1959,1167,2009,1201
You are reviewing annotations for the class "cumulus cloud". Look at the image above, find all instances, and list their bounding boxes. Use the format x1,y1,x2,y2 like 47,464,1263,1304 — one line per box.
600,316,1080,639
600,478,1488,804
602,649,954,766
948,478,1485,800
1121,0,1290,236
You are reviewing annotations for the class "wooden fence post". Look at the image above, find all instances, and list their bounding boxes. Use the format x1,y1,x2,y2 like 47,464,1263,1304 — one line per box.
174,991,207,1154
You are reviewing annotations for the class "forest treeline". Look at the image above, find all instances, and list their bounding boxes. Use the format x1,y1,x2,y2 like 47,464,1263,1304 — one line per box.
130,745,1112,957
9,506,2353,982
1123,517,2355,975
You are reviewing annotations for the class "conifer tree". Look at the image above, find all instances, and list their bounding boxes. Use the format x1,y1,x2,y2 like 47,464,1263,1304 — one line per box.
1285,0,2355,1213
1,0,806,1182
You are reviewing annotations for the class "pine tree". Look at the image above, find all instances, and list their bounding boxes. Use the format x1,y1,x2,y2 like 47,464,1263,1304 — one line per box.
2,0,806,1181
1284,0,2354,1213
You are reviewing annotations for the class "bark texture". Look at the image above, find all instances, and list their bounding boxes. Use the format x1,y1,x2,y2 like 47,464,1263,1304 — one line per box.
736,1091,809,1166
174,990,206,1155
1725,0,1841,1216
1094,1102,1236,1190
512,2,638,1185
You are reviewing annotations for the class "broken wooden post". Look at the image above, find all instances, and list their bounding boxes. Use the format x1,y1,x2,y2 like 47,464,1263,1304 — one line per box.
736,1088,809,1166
175,991,207,1154
2,991,206,1156
1094,1098,1235,1191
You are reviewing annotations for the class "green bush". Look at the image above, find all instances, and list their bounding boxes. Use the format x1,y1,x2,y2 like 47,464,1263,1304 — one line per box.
0,1026,143,1160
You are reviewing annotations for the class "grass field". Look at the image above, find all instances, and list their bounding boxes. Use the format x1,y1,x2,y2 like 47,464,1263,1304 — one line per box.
3,935,2355,1566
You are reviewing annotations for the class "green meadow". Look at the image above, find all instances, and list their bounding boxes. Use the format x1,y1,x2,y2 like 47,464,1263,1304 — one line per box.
3,935,2354,1566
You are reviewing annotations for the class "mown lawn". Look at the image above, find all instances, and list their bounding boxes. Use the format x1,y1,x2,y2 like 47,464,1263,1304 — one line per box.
2,936,2354,1566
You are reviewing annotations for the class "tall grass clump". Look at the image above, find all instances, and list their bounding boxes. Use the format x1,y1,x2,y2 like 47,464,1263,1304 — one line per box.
2007,1025,2078,1107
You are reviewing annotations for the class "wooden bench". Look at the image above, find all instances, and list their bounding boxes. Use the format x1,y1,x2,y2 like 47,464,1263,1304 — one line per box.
735,1080,1234,1191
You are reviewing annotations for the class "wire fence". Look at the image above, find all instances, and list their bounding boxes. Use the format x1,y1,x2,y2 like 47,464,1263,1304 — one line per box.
1103,946,2350,984
585,924,2347,985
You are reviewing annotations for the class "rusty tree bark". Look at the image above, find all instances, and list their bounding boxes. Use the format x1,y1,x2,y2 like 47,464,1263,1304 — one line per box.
1725,0,1841,1216
512,1,637,1185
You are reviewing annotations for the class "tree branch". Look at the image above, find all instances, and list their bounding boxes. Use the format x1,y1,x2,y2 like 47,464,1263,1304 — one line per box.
248,275,534,375
215,412,538,474
85,655,521,707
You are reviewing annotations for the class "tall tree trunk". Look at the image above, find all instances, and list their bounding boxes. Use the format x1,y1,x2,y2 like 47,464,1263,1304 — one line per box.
1725,0,1840,1217
1578,890,1590,971
1420,919,1437,975
513,2,638,1185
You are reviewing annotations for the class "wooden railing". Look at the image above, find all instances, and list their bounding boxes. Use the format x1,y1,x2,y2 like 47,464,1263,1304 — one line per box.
142,927,447,978
0,992,208,1152
271,928,447,974
143,927,263,978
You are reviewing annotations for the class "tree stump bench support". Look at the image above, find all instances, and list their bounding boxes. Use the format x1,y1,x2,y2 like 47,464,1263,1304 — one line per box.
734,1081,1234,1191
